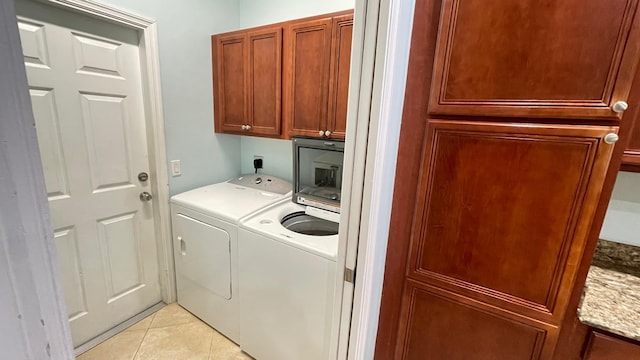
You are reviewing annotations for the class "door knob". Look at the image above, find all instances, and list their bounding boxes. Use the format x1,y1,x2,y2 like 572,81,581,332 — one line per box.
612,101,628,113
604,133,619,144
139,192,153,201
138,172,149,182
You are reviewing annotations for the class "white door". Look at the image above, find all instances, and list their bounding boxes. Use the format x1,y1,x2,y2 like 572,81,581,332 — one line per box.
16,1,162,347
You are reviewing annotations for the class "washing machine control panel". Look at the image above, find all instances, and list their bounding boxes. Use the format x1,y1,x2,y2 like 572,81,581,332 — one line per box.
229,174,291,195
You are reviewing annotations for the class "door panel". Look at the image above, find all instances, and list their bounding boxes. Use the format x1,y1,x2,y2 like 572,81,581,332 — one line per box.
54,227,87,321
327,14,353,140
97,212,145,301
30,88,70,198
80,93,134,190
247,27,282,136
284,18,332,137
71,32,123,78
400,283,552,360
409,120,617,322
213,32,247,133
18,19,50,67
17,1,161,347
429,0,640,119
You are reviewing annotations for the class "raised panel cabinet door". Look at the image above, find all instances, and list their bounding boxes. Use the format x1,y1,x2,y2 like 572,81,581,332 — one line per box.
621,114,640,171
407,120,618,327
327,14,354,140
429,0,640,120
247,26,282,137
396,282,557,360
584,332,640,360
213,32,247,133
283,17,332,138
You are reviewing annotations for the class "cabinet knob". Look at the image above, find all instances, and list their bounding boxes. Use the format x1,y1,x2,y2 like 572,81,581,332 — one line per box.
612,101,628,113
241,125,247,130
324,130,332,137
319,130,325,136
246,125,251,130
604,133,619,144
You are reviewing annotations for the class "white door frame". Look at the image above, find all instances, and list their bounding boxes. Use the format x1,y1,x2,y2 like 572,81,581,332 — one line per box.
39,0,176,304
340,0,416,358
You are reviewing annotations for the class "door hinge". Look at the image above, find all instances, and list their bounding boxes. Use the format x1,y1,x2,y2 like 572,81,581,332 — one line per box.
344,267,356,284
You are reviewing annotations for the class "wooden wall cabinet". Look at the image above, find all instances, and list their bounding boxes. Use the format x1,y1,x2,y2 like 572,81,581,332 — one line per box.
212,11,353,140
283,13,354,140
429,0,640,120
212,32,246,133
583,332,640,360
213,26,282,137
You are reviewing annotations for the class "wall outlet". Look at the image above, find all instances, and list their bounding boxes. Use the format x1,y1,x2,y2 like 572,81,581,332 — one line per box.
253,155,263,171
170,160,181,176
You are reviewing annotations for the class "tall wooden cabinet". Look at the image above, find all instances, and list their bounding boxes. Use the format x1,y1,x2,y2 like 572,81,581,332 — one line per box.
213,26,282,137
283,13,353,139
622,116,640,171
376,1,640,359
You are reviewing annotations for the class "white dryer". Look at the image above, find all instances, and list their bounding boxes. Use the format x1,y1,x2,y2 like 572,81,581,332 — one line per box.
170,174,291,343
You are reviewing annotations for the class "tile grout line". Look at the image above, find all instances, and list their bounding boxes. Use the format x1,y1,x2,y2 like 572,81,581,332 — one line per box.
146,318,200,331
131,313,156,360
207,329,215,360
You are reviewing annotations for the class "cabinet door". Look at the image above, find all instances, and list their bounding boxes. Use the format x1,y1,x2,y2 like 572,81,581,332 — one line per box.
247,27,282,137
393,120,617,359
429,0,640,120
399,284,557,360
213,32,247,133
584,332,640,360
622,115,640,171
327,14,354,140
283,18,332,138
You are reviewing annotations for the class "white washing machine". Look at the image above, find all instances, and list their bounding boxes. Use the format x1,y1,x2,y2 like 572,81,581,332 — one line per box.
170,174,291,343
238,137,344,360
239,200,339,360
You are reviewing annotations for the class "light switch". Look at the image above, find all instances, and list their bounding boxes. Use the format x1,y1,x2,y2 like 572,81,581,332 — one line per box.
171,160,181,176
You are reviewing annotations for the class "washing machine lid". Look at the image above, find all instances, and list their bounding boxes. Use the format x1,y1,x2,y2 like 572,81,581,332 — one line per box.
240,200,339,260
170,174,291,222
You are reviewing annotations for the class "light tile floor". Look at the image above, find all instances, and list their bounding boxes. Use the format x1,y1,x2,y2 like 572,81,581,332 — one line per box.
77,304,253,360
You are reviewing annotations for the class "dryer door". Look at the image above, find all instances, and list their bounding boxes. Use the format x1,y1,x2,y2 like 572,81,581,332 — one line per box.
174,213,231,299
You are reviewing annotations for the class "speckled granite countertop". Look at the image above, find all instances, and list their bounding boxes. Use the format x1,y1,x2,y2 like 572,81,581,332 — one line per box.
578,240,640,341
